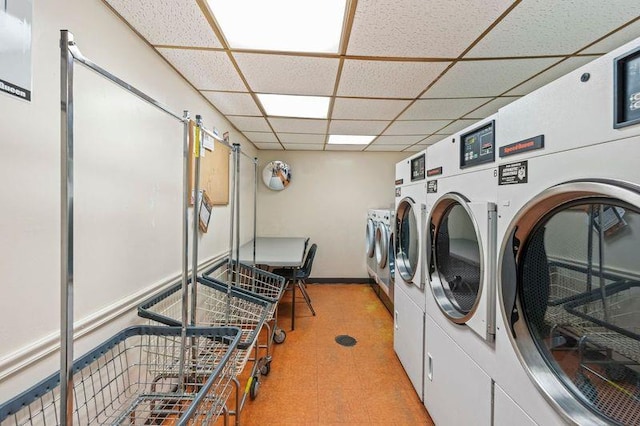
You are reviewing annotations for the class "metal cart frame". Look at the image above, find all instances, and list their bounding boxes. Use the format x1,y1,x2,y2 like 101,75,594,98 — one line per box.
0,326,241,425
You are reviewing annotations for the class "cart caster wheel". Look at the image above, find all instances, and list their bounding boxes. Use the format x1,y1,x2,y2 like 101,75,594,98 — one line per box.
260,360,271,376
249,376,260,400
274,329,286,344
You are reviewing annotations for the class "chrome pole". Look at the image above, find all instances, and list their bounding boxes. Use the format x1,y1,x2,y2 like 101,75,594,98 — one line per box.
178,111,190,389
253,158,257,267
60,29,75,425
191,116,203,326
234,144,241,268
228,145,237,283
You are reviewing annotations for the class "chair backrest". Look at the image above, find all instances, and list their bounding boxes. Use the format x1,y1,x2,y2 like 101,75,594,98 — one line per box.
299,243,317,279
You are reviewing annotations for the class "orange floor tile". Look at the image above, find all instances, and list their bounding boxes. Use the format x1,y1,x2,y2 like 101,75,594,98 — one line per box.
238,283,434,426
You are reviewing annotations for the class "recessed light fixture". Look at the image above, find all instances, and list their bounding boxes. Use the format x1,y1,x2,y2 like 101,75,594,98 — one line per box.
328,135,376,145
257,93,330,119
207,0,346,53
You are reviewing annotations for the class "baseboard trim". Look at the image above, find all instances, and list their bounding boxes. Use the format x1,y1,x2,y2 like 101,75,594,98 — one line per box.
0,251,228,382
308,278,373,284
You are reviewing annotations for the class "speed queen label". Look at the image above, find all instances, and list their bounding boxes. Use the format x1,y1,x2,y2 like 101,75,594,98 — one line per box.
499,161,528,185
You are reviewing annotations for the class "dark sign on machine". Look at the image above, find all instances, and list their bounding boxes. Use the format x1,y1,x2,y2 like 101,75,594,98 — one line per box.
427,180,438,193
499,161,528,185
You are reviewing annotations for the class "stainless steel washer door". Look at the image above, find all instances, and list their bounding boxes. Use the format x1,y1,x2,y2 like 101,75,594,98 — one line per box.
396,197,420,283
500,181,640,426
428,194,483,324
376,222,389,268
366,217,375,258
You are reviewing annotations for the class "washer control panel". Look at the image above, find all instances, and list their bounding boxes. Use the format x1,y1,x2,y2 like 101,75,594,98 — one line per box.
460,120,495,168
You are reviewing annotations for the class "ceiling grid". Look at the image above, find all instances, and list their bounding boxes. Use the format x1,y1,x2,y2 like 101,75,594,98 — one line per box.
103,0,640,152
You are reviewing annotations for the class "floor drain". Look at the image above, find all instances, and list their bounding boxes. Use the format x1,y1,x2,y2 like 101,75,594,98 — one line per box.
335,335,357,347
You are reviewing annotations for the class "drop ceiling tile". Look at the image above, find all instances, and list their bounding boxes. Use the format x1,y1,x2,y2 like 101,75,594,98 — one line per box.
467,1,640,57
157,48,246,91
423,58,558,98
365,145,408,151
439,119,481,135
283,144,325,151
202,92,261,116
371,135,425,145
583,19,640,54
278,134,326,144
332,98,411,120
242,131,278,143
227,116,272,132
253,143,283,150
347,0,512,57
421,134,453,145
337,60,450,98
505,56,596,96
106,0,221,47
329,120,390,135
404,144,429,152
400,98,491,120
325,144,367,151
383,120,451,135
269,118,328,134
463,96,519,119
233,53,339,96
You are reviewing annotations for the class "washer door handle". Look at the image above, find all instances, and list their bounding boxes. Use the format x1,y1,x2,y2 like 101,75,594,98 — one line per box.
502,228,520,337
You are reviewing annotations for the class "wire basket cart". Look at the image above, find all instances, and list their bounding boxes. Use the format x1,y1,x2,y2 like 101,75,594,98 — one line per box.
203,257,288,348
0,326,241,426
138,276,271,410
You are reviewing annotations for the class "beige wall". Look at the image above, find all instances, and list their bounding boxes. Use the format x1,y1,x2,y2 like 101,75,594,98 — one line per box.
257,151,407,278
0,0,255,399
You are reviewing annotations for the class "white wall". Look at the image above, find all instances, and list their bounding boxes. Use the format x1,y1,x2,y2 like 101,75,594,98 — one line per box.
0,0,256,400
256,151,406,278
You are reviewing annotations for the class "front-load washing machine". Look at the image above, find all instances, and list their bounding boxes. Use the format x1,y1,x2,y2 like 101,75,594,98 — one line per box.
422,115,498,425
495,38,640,425
394,150,427,400
375,209,394,303
366,209,378,282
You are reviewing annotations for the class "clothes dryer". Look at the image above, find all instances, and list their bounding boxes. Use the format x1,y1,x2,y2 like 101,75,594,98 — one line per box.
394,151,427,399
366,209,378,282
494,38,640,425
374,209,394,302
422,116,499,425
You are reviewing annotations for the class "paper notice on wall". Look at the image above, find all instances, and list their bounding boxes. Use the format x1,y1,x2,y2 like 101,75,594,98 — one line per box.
0,0,32,101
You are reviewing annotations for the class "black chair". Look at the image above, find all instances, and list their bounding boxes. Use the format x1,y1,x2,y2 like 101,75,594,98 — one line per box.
274,243,317,318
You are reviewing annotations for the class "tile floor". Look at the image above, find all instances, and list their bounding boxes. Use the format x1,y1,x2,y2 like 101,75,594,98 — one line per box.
238,283,434,425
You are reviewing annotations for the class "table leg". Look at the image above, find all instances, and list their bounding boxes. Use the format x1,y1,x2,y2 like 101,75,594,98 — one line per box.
291,268,296,330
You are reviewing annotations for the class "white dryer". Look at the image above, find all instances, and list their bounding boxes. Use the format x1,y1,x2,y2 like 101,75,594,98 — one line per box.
374,208,394,302
394,150,427,400
422,116,498,425
366,209,378,282
494,38,640,425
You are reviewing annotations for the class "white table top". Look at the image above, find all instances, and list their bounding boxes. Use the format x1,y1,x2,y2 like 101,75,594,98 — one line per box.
237,237,307,267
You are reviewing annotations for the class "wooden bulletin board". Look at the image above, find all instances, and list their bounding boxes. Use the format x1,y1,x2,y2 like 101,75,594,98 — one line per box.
188,120,230,206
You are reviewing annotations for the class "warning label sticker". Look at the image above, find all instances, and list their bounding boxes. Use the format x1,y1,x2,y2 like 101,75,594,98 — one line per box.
499,161,528,185
427,180,438,194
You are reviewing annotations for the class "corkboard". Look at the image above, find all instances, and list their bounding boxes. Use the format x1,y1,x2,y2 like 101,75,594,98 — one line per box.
188,120,230,205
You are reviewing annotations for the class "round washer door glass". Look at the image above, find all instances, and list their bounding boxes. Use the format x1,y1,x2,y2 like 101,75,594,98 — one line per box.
366,218,375,257
517,200,640,425
396,199,419,282
375,222,389,268
432,202,482,320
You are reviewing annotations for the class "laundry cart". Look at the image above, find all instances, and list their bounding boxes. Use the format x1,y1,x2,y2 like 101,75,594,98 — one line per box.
203,258,288,348
138,276,271,411
0,326,241,425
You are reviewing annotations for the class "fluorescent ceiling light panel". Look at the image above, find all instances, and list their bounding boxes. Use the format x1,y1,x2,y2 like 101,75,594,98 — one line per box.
257,93,329,119
328,135,376,145
208,0,346,53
